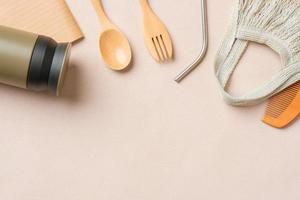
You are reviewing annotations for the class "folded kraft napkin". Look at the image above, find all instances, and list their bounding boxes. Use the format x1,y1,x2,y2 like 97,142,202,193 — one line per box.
0,0,83,43
215,0,300,106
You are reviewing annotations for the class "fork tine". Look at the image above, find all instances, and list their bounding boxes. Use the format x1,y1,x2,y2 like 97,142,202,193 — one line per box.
155,36,165,61
161,34,173,59
159,35,169,60
151,38,162,61
153,37,164,61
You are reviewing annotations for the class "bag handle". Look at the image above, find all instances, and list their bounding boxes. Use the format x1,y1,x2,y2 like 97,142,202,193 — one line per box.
215,38,300,106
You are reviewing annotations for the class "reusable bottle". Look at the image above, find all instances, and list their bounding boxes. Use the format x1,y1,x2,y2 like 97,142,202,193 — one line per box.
0,25,71,95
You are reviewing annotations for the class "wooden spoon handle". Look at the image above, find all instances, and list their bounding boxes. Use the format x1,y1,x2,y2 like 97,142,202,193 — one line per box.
140,0,152,13
91,0,111,27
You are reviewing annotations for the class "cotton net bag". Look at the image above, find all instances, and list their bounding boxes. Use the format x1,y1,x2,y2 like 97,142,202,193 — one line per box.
215,0,300,106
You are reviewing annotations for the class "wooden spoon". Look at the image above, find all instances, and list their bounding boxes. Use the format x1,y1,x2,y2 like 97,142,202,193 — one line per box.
91,0,132,71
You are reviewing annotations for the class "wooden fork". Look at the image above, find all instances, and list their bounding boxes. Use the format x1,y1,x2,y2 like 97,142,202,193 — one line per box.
140,0,173,62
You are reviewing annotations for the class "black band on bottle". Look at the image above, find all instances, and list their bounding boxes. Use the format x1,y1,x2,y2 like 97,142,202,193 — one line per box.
27,36,57,91
48,43,71,96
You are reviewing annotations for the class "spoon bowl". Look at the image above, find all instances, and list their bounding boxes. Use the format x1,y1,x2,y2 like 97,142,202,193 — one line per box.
99,29,132,70
91,0,132,71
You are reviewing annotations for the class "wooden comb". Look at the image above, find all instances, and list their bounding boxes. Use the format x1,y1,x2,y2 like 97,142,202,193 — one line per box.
263,81,300,128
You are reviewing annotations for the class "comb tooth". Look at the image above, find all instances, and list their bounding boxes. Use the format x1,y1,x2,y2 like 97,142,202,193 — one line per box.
266,101,293,117
267,84,299,105
263,81,300,128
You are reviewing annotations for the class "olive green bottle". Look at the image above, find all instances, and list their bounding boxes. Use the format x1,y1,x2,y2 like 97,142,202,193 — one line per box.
0,25,71,95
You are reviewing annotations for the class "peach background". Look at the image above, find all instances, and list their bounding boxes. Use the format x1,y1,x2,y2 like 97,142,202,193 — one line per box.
0,0,299,200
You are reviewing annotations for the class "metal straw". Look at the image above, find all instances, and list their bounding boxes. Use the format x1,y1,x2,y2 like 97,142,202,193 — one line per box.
174,0,208,83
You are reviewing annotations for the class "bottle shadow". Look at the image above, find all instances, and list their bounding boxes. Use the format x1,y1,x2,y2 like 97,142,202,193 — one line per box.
0,62,85,105
59,62,84,104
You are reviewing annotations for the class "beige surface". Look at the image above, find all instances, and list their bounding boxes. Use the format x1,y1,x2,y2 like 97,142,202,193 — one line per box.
0,0,83,42
0,0,299,200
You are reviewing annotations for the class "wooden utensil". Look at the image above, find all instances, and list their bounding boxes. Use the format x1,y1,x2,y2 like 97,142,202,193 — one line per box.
140,0,173,62
91,0,132,71
263,81,300,128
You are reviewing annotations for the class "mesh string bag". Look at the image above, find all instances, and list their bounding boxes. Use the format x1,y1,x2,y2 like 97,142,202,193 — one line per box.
215,0,300,106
